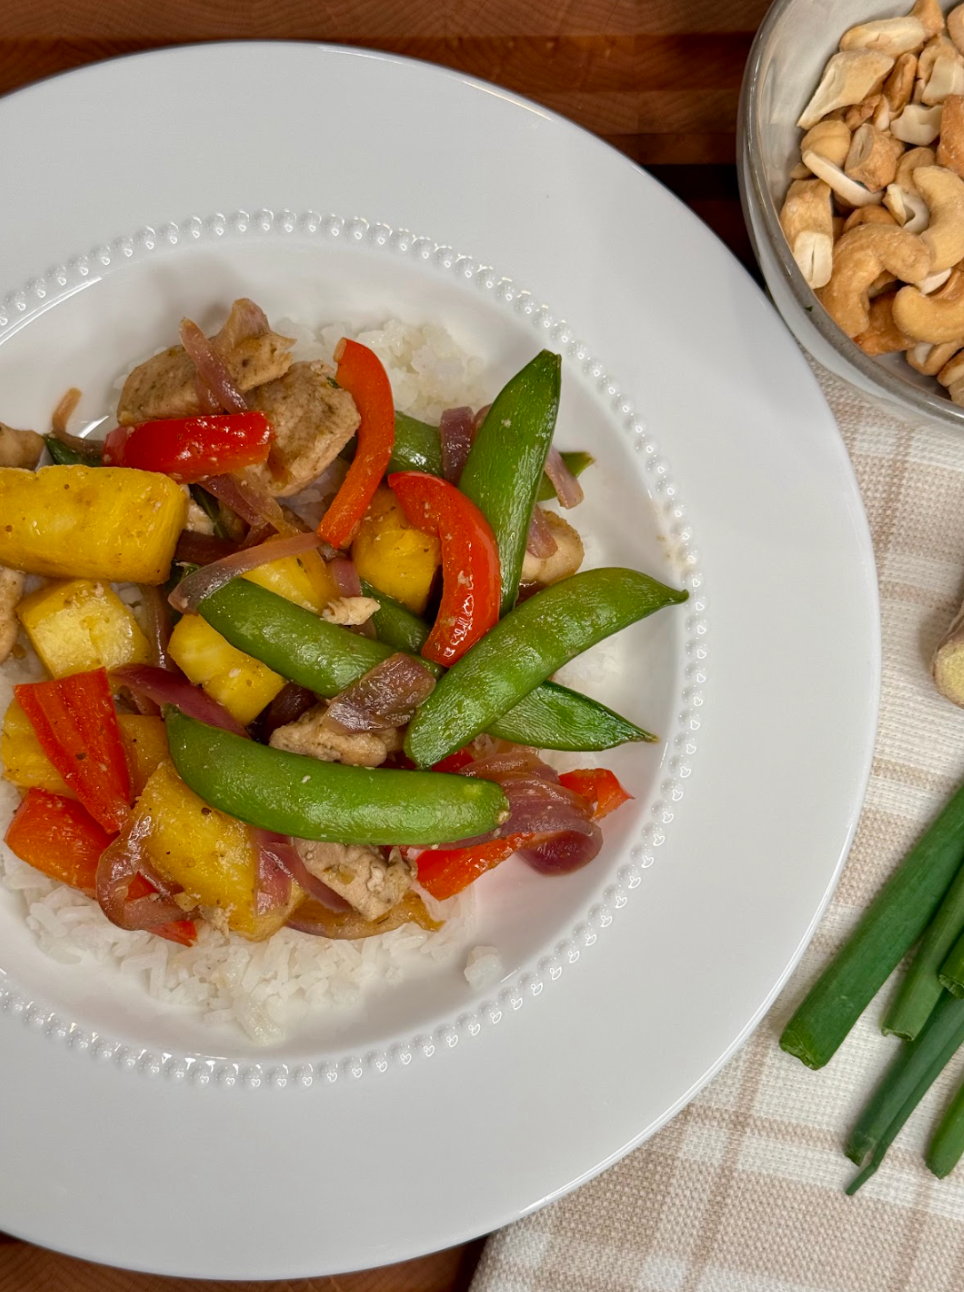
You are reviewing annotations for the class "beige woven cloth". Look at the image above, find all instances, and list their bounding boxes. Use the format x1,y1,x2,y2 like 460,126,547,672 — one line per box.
472,365,964,1292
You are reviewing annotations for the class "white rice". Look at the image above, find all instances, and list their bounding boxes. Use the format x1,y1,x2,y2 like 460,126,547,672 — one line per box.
2,317,492,1043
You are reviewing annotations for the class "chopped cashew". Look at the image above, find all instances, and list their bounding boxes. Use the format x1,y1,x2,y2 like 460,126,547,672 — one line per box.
938,347,964,401
0,422,44,469
520,511,586,586
895,144,938,189
0,567,24,664
844,94,885,129
798,51,896,130
949,3,964,54
884,181,931,229
891,101,944,142
817,224,930,336
915,164,964,268
911,0,946,40
907,339,964,372
845,123,904,189
803,150,883,206
853,291,915,354
322,595,380,627
938,93,964,174
933,596,964,703
843,205,898,231
918,33,964,82
922,54,964,102
884,52,919,113
893,275,964,341
779,179,835,288
800,119,852,168
840,16,926,57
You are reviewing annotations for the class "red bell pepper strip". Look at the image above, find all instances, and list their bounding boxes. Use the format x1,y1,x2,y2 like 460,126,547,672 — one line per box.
126,873,199,947
15,669,131,832
317,339,395,549
558,768,632,820
101,412,272,483
388,471,501,666
5,789,113,894
416,832,531,902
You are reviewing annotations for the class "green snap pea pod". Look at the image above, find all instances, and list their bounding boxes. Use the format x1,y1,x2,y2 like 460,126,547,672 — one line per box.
458,351,562,615
166,710,507,845
405,568,687,768
360,579,656,749
44,435,102,467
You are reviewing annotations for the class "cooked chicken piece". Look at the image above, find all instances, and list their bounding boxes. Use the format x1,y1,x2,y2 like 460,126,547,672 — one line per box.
295,840,414,921
520,510,585,586
0,423,44,469
322,595,380,627
269,703,403,768
116,298,294,424
246,361,361,497
0,567,25,663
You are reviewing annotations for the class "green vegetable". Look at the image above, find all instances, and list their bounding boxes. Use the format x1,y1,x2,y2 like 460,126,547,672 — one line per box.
405,568,687,768
387,410,592,502
884,862,964,1040
927,1069,964,1178
165,709,508,845
360,579,656,748
44,435,102,467
940,926,964,996
458,350,561,614
845,992,964,1182
780,780,964,1069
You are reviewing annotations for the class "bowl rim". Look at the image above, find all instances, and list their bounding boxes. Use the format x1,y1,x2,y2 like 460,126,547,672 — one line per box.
738,0,964,431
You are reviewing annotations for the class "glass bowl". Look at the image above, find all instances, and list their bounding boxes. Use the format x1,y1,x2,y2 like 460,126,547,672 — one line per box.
739,0,964,428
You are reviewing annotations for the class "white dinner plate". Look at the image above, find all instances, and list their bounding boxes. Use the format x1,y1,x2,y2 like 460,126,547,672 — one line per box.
0,44,879,1278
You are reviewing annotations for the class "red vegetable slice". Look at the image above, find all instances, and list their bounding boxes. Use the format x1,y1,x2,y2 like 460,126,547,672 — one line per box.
544,445,584,508
96,817,197,936
318,339,395,550
324,653,436,734
416,833,529,901
15,670,131,833
4,789,113,895
558,768,633,820
439,406,476,484
102,412,272,483
167,530,323,614
199,469,293,534
328,555,376,638
179,317,248,414
388,470,501,666
112,664,249,738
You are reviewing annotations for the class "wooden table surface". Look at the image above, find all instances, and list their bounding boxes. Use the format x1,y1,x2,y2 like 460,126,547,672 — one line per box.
0,0,768,1286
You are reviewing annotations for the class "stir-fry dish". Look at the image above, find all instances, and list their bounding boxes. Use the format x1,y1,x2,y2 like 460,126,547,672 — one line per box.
0,299,687,956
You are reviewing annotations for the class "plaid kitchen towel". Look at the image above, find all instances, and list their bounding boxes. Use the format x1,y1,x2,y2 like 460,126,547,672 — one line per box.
472,364,964,1292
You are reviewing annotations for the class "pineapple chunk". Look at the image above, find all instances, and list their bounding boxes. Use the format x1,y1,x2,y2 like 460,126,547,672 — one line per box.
167,614,285,725
1,700,168,801
16,579,151,679
351,484,440,614
135,761,302,940
243,549,336,613
0,466,186,585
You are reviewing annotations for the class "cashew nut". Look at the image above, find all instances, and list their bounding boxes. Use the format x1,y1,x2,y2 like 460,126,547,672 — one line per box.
885,52,919,114
0,567,24,666
918,266,954,292
840,16,927,57
884,182,931,230
804,150,883,206
918,33,963,81
854,291,915,354
780,179,835,288
895,144,938,189
843,205,899,231
800,118,852,168
938,347,964,403
798,51,896,130
845,123,904,189
869,270,899,297
911,0,946,40
949,3,964,54
0,423,43,469
845,94,884,129
913,164,964,268
817,224,931,336
938,93,964,174
893,270,964,340
891,101,944,142
907,339,963,372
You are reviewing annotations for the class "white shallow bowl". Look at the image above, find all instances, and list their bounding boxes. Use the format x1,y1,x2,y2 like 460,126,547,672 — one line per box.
0,43,879,1279
740,0,964,428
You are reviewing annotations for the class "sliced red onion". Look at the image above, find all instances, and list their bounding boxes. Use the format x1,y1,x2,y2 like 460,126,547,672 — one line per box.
96,818,195,931
254,682,317,742
138,585,176,674
287,892,437,938
250,830,294,916
526,505,558,558
113,663,249,738
439,406,476,484
168,531,322,614
329,556,377,638
200,470,292,534
174,531,240,565
518,824,602,874
180,318,248,414
472,404,492,432
324,653,435,734
254,832,351,911
544,446,584,509
460,745,557,782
